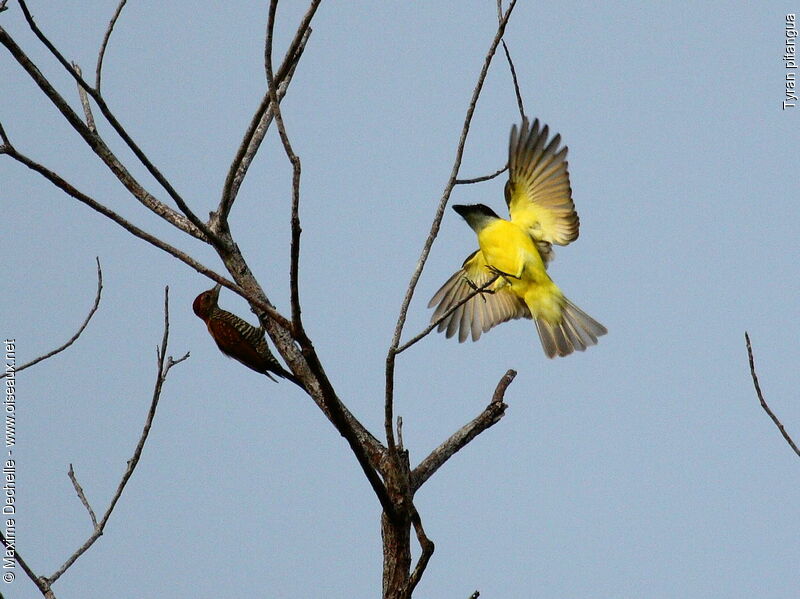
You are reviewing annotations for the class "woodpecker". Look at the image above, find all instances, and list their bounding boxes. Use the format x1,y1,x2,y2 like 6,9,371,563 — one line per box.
193,284,299,385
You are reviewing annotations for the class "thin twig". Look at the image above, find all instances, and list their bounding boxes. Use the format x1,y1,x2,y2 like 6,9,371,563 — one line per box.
496,1,525,120
265,0,305,334
0,258,103,379
501,40,525,120
0,26,209,242
411,369,516,492
264,0,397,520
0,120,9,151
397,416,404,450
491,368,516,403
48,287,188,584
396,275,499,354
13,2,218,245
455,164,508,185
745,332,800,458
385,0,518,453
96,0,128,91
218,13,314,220
1,142,291,330
71,63,96,133
406,506,435,596
68,464,98,528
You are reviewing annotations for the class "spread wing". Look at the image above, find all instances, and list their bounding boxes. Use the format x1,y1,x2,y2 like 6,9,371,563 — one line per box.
505,117,579,246
428,250,530,343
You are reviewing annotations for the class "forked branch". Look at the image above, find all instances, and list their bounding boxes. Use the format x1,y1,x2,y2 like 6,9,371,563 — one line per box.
10,1,216,243
68,464,98,528
0,134,290,330
1,287,188,597
385,0,518,452
47,287,188,585
217,1,317,220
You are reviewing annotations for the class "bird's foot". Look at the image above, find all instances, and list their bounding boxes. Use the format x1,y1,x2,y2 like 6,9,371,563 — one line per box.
487,265,520,281
463,276,494,302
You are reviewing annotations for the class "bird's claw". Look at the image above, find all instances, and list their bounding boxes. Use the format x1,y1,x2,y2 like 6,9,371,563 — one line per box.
487,265,519,281
462,276,494,302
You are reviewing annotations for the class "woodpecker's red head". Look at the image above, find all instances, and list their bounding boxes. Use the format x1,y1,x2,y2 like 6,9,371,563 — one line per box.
192,284,221,320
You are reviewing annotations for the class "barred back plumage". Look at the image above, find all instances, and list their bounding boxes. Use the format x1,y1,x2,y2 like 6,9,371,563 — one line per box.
193,284,299,384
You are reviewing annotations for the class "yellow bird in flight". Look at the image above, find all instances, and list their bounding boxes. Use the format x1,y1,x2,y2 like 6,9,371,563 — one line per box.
429,117,607,358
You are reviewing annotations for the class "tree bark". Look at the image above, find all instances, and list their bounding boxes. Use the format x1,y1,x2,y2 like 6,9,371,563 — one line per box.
381,510,412,599
381,448,414,599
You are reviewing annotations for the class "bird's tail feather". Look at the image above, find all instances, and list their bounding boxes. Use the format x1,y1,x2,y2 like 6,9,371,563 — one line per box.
534,298,607,358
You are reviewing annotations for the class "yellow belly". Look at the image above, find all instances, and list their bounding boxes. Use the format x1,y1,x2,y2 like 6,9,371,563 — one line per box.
477,218,563,322
477,219,544,279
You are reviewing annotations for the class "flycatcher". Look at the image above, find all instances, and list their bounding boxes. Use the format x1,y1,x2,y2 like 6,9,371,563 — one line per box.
429,117,607,358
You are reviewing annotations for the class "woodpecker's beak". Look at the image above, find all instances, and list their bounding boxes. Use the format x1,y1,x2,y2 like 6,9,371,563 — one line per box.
210,284,221,302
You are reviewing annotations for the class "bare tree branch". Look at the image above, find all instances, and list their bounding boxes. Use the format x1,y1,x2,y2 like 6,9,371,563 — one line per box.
406,507,434,596
745,332,800,458
48,287,188,584
0,258,102,379
0,528,54,598
96,0,128,91
3,4,528,595
497,1,525,120
217,9,315,220
411,369,516,492
6,46,384,517
9,2,217,244
455,164,508,185
395,275,499,355
501,39,525,121
216,244,389,485
0,137,291,330
385,0,518,453
454,4,522,184
265,0,305,333
261,0,396,521
0,25,209,242
68,464,98,528
0,288,186,597
0,121,8,151
71,63,97,132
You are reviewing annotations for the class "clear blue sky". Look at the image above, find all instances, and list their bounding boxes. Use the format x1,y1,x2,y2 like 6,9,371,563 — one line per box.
2,2,799,597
